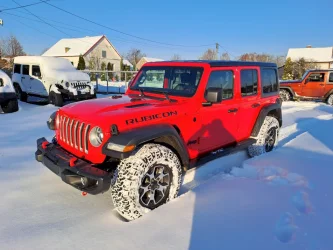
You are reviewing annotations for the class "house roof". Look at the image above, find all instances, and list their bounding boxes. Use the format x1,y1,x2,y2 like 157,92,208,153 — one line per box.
141,57,164,62
287,47,333,62
123,59,133,68
42,35,121,58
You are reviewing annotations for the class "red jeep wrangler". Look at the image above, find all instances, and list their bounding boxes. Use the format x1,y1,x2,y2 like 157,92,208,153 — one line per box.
35,61,282,221
279,69,333,105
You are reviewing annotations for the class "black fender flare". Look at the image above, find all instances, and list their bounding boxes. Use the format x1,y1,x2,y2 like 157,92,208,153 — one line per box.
102,124,190,170
279,86,295,97
324,89,333,100
251,103,282,137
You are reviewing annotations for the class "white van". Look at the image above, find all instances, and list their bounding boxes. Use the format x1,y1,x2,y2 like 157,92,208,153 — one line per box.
12,56,95,107
0,69,18,113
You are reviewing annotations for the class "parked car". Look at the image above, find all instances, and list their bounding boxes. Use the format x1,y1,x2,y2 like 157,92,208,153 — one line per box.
279,69,333,105
12,56,96,107
35,61,282,221
0,69,18,113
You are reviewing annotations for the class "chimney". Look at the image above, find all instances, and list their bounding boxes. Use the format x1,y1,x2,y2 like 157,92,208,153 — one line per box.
65,47,70,53
306,45,312,48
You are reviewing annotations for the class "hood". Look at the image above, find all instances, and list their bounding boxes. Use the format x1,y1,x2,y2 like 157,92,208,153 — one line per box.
280,79,302,85
45,69,90,82
0,70,15,93
59,95,189,128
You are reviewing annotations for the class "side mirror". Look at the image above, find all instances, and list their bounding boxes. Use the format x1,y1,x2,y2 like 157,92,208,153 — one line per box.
305,78,310,84
203,87,222,106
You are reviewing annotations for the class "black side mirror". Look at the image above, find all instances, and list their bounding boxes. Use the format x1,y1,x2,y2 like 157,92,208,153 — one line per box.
203,87,222,106
0,78,3,87
305,78,310,84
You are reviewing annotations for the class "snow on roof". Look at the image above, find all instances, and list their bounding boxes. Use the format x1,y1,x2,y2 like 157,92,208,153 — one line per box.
287,47,333,62
122,59,133,67
42,36,104,57
142,57,164,62
14,56,72,66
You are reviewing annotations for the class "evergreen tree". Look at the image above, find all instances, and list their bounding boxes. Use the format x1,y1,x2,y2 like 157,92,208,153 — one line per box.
282,57,293,80
107,62,113,80
77,55,86,70
101,62,106,81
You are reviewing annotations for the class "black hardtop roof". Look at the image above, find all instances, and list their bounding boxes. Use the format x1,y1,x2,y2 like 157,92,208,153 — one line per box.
153,60,277,68
307,69,333,72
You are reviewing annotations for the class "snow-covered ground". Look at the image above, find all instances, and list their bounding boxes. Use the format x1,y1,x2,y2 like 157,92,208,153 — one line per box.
0,100,333,250
91,80,128,94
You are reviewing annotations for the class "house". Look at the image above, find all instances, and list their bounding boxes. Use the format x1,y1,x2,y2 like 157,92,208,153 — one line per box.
286,46,333,69
122,59,134,70
136,57,163,70
42,35,122,71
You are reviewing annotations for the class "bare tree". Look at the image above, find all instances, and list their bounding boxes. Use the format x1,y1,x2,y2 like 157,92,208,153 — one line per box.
238,53,285,67
3,35,25,58
171,54,181,60
126,48,146,67
87,50,101,70
199,49,217,60
220,52,230,61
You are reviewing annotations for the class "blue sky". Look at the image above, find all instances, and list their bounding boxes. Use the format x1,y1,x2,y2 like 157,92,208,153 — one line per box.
0,0,332,60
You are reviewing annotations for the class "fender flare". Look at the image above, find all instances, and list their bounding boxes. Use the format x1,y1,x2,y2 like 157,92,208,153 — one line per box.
251,103,282,137
279,86,295,97
324,89,333,100
102,124,190,170
49,84,61,95
13,82,25,92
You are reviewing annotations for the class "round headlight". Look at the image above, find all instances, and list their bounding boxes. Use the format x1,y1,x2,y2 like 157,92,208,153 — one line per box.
89,126,104,147
65,82,69,87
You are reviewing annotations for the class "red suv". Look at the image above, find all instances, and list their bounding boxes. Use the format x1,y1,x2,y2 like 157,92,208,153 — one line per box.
35,61,282,221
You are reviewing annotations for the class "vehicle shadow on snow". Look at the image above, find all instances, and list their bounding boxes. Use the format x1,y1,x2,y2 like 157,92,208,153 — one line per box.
186,116,333,250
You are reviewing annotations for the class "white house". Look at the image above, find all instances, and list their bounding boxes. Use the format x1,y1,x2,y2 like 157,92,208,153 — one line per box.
287,46,333,69
42,35,122,71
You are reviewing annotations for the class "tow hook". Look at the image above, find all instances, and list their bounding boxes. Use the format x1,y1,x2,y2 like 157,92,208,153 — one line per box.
81,191,88,196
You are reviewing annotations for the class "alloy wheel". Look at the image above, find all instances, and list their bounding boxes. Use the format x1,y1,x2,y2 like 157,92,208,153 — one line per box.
265,127,277,152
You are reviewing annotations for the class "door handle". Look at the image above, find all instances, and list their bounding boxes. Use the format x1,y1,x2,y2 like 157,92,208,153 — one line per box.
319,84,324,86
21,77,25,79
251,103,260,108
228,108,238,113
30,78,34,80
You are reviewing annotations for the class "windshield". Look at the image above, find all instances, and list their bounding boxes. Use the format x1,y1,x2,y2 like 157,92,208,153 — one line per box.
130,66,204,97
302,70,310,80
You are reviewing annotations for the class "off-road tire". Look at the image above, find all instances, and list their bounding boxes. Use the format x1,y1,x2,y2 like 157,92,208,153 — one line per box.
1,99,19,113
327,94,333,106
49,91,63,107
111,143,182,221
279,89,291,102
14,83,27,102
248,116,280,157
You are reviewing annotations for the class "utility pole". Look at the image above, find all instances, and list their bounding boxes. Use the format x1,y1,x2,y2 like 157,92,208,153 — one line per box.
0,18,3,26
215,43,220,60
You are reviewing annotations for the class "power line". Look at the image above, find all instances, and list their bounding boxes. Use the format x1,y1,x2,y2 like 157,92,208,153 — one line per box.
0,0,50,12
40,0,215,48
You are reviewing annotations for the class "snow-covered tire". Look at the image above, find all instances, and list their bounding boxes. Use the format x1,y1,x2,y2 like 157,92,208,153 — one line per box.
279,89,291,102
1,99,19,113
111,143,182,221
14,83,27,102
327,94,333,106
49,91,63,107
248,116,280,157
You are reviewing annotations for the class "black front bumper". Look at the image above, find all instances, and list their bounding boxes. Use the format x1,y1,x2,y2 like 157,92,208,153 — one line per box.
0,92,17,105
35,137,112,195
59,89,95,100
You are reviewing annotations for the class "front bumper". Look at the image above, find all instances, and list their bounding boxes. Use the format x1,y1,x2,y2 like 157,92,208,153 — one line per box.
59,89,95,100
0,92,17,105
35,137,112,195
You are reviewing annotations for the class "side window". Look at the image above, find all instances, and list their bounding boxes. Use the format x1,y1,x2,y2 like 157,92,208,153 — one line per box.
329,73,333,83
32,65,41,77
308,73,325,82
22,65,29,75
241,69,258,96
261,68,278,94
14,64,21,74
206,70,234,100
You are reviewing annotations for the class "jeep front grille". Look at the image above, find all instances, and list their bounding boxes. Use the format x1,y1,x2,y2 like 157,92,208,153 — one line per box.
73,82,89,90
58,115,90,153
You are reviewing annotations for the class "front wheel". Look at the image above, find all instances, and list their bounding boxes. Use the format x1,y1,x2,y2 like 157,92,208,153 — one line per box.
111,143,182,221
14,84,27,102
48,91,63,107
1,99,19,113
279,89,291,102
327,94,333,106
248,116,280,157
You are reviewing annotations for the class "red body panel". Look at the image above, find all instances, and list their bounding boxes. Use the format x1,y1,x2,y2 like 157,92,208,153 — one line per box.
55,61,278,164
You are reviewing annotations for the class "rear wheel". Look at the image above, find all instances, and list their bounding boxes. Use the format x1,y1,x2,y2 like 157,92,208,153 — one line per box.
111,143,182,221
248,116,280,157
327,94,333,106
14,84,27,102
1,99,19,113
48,91,63,107
279,89,291,102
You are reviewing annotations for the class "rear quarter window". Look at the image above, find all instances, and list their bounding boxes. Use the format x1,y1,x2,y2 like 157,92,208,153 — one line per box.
261,68,279,96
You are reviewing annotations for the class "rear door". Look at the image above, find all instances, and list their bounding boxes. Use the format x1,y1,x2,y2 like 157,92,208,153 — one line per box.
30,65,46,95
237,67,261,141
325,72,333,95
302,72,326,97
21,64,31,92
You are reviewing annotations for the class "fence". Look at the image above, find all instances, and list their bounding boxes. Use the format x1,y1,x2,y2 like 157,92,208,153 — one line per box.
82,70,138,94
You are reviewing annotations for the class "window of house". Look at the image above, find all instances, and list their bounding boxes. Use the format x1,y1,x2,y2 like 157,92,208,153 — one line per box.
102,50,107,58
14,64,21,74
261,68,278,94
22,65,29,75
308,73,325,82
329,72,333,83
241,69,258,96
206,70,234,100
32,65,41,77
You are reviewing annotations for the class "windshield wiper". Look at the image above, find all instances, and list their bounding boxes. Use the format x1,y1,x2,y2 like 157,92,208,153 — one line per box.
149,90,171,102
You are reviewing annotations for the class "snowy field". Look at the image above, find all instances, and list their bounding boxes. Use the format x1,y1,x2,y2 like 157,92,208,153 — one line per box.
91,80,128,94
0,100,333,250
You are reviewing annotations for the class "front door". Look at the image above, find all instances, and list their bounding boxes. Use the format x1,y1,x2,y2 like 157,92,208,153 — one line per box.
21,64,31,92
30,65,46,95
302,72,326,97
197,69,239,153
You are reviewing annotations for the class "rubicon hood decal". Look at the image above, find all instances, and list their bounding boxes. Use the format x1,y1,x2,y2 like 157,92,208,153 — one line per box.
126,111,178,125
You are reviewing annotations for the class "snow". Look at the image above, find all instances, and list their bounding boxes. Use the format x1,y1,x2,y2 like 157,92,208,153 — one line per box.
0,100,333,250
0,69,15,93
91,80,128,93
